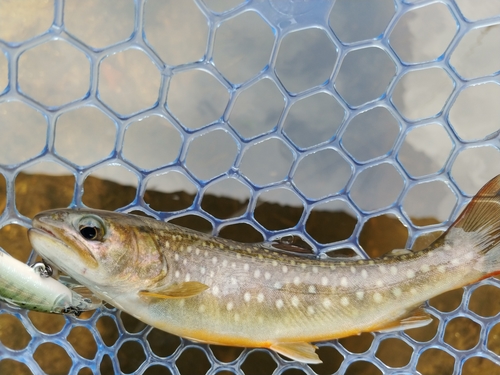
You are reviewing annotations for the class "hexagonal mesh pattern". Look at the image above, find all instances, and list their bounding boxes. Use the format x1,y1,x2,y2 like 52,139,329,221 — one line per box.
1,0,500,374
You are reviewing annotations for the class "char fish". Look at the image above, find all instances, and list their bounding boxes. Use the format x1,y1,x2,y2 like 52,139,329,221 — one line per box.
28,175,500,363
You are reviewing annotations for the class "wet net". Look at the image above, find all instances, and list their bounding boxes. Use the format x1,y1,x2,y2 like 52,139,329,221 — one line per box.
1,0,500,374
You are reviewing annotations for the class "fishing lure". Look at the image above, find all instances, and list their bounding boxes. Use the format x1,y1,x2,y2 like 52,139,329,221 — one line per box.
0,250,101,315
28,175,500,363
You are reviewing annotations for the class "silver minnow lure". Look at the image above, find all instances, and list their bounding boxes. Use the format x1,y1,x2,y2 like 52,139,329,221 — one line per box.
0,249,101,315
28,175,500,363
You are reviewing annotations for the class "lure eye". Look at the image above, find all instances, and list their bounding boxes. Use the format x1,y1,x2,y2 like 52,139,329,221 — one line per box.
78,216,105,242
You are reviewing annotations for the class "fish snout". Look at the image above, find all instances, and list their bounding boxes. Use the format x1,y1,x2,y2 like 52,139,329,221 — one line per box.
32,209,70,229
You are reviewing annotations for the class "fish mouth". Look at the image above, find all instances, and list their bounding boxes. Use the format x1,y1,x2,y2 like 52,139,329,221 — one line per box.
29,213,99,269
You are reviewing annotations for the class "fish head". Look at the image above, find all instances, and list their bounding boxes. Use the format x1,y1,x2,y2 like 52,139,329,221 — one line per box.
29,209,166,293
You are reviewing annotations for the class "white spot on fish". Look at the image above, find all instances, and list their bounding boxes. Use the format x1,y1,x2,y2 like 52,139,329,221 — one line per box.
312,266,318,274
410,288,417,295
379,265,387,273
373,292,383,303
234,313,240,322
282,266,288,274
361,269,368,279
175,270,180,278
323,298,332,308
185,273,191,282
307,306,315,315
308,285,316,294
420,264,430,273
356,291,364,300
257,293,264,303
212,286,219,296
178,299,185,307
204,250,208,257
376,280,384,288
244,292,251,302
368,260,375,265
330,264,336,270
265,272,271,280
166,241,170,249
406,269,415,279
321,276,328,286
236,254,242,259
183,259,187,266
200,267,206,275
212,257,218,265
274,282,282,289
290,260,296,266
196,248,200,255
390,266,398,275
227,302,234,311
340,297,349,306
340,277,348,287
444,244,452,251
301,263,307,269
222,259,228,267
272,260,278,267
187,246,192,253
451,258,460,266
244,264,249,272
392,287,402,298
293,276,301,285
276,299,284,309
231,277,237,285
210,271,215,278
291,296,300,307
254,269,261,279
231,263,236,269
174,253,179,261
350,266,356,274
199,305,206,313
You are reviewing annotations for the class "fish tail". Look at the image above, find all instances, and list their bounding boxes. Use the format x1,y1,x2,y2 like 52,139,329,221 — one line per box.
445,175,500,276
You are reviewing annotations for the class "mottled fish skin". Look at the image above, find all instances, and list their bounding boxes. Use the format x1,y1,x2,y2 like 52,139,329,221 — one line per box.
28,175,500,363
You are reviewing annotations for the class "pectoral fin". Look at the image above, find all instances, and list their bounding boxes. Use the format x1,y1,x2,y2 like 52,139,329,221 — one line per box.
139,281,209,299
376,307,432,333
270,342,322,364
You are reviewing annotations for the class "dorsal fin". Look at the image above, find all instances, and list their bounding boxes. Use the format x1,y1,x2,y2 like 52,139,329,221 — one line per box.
267,236,314,254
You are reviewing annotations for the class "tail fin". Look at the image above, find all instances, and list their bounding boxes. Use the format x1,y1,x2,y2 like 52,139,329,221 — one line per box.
448,175,500,275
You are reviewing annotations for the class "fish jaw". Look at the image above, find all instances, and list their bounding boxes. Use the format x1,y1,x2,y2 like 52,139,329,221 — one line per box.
30,211,98,269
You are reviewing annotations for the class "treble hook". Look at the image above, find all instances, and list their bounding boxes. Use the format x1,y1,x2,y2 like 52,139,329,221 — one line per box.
31,261,53,278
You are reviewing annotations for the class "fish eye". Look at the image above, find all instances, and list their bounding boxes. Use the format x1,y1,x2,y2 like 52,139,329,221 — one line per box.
77,216,105,242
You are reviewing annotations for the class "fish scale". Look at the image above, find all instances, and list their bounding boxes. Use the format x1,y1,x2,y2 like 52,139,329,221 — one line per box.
28,175,500,363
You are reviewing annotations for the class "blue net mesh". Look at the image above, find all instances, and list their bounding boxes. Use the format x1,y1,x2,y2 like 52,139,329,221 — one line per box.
1,0,500,374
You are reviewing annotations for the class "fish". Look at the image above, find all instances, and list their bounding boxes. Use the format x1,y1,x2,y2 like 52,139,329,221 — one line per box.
0,249,101,315
27,175,500,363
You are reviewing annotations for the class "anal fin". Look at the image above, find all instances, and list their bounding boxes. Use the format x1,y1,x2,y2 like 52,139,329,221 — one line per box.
270,342,322,364
376,307,432,333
